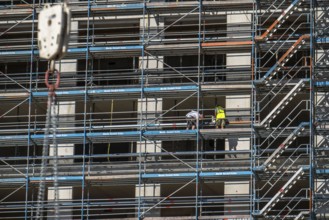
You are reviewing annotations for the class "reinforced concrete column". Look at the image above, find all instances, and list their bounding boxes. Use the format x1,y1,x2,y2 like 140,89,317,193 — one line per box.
47,19,78,219
135,14,164,217
224,13,251,217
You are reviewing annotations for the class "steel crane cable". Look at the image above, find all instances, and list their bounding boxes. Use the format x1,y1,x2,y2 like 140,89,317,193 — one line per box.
36,68,61,220
51,88,60,219
35,89,51,220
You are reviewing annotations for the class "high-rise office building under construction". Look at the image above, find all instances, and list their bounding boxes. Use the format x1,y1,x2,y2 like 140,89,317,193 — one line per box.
0,0,328,219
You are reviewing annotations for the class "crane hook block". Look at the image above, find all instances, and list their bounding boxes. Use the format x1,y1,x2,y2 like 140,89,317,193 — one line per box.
38,3,71,60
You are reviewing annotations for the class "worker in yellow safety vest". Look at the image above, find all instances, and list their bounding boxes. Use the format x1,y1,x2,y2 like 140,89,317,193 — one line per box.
215,105,226,129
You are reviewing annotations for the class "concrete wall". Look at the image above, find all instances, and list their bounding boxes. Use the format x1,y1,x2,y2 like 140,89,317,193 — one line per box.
224,13,251,216
135,14,164,217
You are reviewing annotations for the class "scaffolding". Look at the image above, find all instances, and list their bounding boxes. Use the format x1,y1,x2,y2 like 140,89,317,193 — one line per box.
0,0,327,219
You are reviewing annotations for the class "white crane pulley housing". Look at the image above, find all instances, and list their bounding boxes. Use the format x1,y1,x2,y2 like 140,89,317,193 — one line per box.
38,3,71,60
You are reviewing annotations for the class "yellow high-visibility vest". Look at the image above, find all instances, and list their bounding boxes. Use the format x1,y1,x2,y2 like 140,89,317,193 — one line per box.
215,106,226,120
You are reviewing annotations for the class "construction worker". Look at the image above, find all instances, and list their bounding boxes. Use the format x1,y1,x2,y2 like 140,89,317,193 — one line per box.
215,105,226,129
186,110,203,130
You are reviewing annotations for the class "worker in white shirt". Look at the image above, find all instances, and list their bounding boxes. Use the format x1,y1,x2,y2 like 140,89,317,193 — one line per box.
186,110,203,130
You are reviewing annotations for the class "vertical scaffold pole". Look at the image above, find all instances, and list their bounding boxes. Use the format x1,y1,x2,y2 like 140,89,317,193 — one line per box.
26,1,36,218
81,0,91,218
251,0,257,217
138,0,146,219
195,0,202,219
309,0,315,218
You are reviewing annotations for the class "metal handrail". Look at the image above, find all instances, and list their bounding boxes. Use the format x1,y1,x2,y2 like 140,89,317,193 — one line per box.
256,101,309,152
274,188,309,219
257,148,308,198
258,57,309,112
258,16,308,63
258,0,287,25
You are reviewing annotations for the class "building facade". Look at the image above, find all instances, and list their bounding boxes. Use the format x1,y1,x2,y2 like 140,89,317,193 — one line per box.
0,0,328,219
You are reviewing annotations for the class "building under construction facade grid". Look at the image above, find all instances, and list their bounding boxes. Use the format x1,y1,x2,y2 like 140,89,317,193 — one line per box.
0,0,329,219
